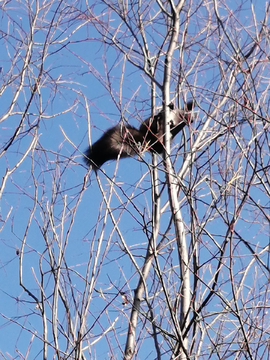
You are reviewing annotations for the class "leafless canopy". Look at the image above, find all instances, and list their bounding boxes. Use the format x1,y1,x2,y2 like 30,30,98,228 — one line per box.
0,0,270,359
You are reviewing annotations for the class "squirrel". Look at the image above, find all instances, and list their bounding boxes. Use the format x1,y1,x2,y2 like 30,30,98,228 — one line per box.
84,101,194,170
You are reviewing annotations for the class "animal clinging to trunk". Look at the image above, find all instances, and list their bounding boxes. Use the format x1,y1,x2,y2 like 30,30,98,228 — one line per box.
139,101,194,154
84,101,194,170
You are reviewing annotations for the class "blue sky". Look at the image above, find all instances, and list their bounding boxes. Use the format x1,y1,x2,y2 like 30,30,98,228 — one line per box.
0,1,270,359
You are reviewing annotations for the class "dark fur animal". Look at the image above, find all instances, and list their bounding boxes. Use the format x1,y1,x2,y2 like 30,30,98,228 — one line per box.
84,125,144,169
139,101,194,153
84,101,194,169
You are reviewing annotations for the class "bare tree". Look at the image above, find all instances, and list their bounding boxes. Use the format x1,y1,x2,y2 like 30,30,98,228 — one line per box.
0,0,270,359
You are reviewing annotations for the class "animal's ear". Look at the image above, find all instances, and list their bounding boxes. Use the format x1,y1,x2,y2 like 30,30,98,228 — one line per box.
185,100,195,111
168,101,195,111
